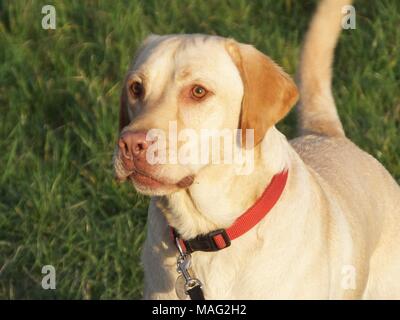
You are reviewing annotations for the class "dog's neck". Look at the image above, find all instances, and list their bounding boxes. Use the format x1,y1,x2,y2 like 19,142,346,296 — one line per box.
157,127,292,239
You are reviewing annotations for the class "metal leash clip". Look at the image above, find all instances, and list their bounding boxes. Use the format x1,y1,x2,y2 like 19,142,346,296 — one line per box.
174,237,203,300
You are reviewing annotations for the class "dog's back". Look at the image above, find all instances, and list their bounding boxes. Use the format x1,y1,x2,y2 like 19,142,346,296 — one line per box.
294,0,400,298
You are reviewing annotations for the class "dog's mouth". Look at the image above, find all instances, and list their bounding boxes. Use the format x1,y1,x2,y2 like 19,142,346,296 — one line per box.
128,169,194,190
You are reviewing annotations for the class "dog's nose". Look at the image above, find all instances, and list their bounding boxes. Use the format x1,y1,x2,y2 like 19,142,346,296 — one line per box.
118,131,149,164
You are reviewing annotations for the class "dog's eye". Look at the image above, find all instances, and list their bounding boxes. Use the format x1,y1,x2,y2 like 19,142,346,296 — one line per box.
191,85,208,100
130,81,144,98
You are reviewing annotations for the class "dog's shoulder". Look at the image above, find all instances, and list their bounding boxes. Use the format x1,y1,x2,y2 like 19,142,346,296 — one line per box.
289,134,400,214
290,134,376,172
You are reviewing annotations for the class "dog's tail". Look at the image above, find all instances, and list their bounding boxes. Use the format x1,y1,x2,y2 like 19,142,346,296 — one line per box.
297,0,352,137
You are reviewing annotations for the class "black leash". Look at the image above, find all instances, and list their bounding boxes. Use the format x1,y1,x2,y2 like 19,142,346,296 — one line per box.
187,283,205,300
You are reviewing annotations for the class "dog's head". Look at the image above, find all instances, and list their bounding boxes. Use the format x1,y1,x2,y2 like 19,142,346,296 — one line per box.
113,34,298,195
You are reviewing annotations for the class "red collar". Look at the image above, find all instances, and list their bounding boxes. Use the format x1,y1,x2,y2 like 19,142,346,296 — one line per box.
172,170,288,254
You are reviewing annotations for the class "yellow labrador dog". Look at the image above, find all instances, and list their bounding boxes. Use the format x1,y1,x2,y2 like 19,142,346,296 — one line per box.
114,0,400,299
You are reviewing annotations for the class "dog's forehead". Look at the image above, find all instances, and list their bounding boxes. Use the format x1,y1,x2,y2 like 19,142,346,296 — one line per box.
133,35,236,79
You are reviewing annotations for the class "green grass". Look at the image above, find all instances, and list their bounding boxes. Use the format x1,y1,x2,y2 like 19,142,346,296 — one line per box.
0,0,399,299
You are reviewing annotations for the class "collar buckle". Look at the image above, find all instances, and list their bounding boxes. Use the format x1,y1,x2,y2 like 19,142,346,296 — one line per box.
205,228,231,251
185,228,231,253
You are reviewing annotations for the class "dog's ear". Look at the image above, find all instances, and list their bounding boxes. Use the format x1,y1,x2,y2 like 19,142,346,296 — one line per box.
225,40,299,146
119,85,130,132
